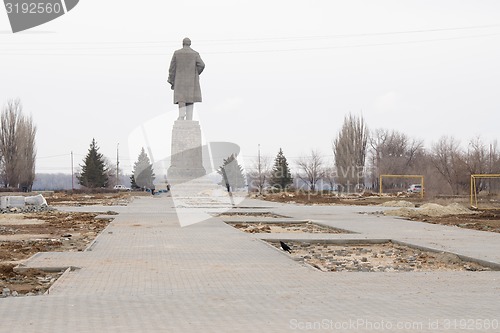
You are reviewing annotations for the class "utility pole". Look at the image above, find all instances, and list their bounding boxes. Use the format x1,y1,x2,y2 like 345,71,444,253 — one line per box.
116,143,120,186
71,151,74,192
489,143,493,194
258,144,262,195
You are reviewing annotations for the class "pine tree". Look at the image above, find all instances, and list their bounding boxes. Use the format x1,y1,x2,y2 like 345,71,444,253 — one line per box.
130,174,138,189
270,148,293,190
132,147,155,189
77,138,109,188
218,154,245,190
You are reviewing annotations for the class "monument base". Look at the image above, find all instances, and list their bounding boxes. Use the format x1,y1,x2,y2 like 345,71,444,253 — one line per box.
167,166,206,184
167,120,206,184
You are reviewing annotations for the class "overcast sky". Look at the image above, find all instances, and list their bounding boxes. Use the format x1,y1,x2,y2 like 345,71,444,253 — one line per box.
1,0,499,175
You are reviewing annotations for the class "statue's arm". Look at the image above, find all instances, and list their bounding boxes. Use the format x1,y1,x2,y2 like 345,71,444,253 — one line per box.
168,54,176,88
196,54,205,75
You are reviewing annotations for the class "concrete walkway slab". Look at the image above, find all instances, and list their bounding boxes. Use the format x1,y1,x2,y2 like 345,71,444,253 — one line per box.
0,196,499,332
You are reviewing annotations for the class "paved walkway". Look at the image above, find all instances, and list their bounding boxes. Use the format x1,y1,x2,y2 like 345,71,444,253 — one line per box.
0,196,499,332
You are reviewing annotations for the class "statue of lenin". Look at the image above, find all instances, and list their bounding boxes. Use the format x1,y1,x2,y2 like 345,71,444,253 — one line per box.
168,37,205,120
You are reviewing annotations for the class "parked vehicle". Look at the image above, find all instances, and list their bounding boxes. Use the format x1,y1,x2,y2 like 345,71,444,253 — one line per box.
407,184,422,193
113,185,130,191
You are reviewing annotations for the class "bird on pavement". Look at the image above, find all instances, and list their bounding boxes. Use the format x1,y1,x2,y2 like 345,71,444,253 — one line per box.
280,241,292,253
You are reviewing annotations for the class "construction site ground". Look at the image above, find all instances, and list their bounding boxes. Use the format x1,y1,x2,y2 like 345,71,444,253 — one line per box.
1,190,499,297
0,193,498,332
261,192,500,233
0,192,131,295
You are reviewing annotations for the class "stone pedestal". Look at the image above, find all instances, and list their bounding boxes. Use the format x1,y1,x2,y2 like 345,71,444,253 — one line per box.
167,120,206,183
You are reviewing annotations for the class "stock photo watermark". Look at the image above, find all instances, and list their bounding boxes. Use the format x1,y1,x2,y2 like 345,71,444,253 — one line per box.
128,111,247,227
3,0,79,33
289,318,499,331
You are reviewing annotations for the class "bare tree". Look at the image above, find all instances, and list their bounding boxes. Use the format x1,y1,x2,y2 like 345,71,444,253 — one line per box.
463,137,500,194
247,154,271,194
0,99,37,190
322,166,337,192
17,115,37,191
103,156,122,188
333,113,368,192
368,128,424,190
465,136,488,175
0,100,20,187
430,136,468,195
367,128,388,188
370,129,424,172
296,150,324,191
486,141,500,194
489,140,500,174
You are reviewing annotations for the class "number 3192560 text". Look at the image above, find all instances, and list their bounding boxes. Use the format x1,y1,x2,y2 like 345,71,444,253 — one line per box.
5,2,62,14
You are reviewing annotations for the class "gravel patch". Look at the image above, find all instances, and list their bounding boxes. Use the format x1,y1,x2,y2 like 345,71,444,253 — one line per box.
379,200,416,208
217,212,288,218
228,222,348,234
268,241,493,272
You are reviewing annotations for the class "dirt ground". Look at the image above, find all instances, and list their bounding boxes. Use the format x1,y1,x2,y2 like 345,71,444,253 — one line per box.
217,212,287,218
2,191,499,296
406,211,500,233
227,221,348,234
260,192,423,206
0,193,122,296
46,191,131,206
261,192,500,233
268,241,493,272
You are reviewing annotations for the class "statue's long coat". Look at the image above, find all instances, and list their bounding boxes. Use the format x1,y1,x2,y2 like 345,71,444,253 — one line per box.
168,46,205,104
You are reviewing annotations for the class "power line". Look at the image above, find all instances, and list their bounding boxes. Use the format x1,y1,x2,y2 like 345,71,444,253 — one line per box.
199,24,500,43
203,32,500,55
1,26,499,56
2,23,499,46
36,153,70,159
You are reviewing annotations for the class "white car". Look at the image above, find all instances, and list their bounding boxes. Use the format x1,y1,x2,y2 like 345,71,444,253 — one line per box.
113,185,130,191
407,184,422,193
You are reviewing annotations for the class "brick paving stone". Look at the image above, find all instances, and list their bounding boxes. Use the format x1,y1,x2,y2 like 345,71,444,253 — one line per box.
0,196,498,332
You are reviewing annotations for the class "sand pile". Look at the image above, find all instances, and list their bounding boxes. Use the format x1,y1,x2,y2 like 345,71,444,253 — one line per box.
379,200,415,208
384,203,476,218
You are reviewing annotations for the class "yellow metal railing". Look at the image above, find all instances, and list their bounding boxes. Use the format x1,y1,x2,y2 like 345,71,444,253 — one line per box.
470,174,500,209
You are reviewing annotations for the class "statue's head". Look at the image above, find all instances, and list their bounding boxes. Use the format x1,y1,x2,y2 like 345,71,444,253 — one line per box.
182,37,191,46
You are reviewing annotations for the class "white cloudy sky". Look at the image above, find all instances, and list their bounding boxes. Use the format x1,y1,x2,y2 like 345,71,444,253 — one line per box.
0,0,499,174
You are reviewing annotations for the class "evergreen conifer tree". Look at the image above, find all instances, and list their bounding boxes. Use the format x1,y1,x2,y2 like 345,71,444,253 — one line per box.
131,147,155,189
217,154,245,190
130,175,138,189
77,138,108,188
270,148,293,190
